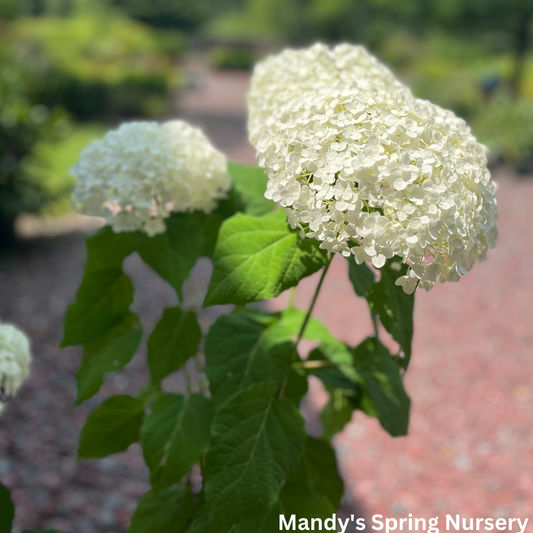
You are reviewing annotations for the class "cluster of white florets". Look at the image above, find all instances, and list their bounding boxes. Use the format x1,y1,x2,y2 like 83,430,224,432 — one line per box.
249,44,498,293
0,323,31,405
71,121,232,237
248,43,412,149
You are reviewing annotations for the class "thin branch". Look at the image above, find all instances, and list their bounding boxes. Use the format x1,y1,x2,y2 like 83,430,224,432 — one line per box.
279,254,333,397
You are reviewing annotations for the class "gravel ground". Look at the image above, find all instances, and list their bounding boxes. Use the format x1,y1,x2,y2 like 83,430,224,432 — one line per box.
1,67,532,531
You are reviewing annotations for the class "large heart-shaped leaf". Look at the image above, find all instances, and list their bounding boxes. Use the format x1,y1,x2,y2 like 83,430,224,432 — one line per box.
204,381,306,533
204,314,296,408
205,210,327,306
141,394,213,488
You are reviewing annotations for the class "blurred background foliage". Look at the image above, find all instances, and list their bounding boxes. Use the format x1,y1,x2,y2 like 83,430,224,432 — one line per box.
0,0,532,244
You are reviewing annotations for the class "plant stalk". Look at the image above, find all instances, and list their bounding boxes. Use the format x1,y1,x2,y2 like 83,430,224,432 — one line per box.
279,253,333,397
293,254,333,351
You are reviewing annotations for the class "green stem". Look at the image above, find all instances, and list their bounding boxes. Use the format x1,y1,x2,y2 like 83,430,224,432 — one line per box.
294,254,333,350
279,254,333,397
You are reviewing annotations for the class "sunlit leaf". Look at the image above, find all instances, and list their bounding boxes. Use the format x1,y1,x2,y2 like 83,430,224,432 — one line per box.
205,210,327,306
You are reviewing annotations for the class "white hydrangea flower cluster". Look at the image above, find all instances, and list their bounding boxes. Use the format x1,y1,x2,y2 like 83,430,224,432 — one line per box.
0,323,31,406
249,44,498,293
248,43,412,148
71,121,232,237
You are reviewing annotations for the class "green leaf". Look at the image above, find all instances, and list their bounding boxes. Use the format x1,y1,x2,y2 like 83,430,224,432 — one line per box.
147,307,202,383
232,307,280,327
205,381,307,533
347,258,375,298
320,389,355,441
237,438,343,531
141,394,213,488
76,312,142,403
268,342,296,387
78,395,144,458
84,226,137,273
0,483,14,533
129,486,195,533
307,348,358,390
63,227,136,348
62,268,134,347
194,212,226,259
279,484,333,526
235,504,281,533
264,308,354,377
352,337,410,437
268,342,308,406
281,437,343,515
366,259,414,366
206,310,306,408
192,186,246,259
136,213,205,298
138,381,164,406
263,307,338,348
186,508,210,533
204,314,293,407
204,210,327,307
299,437,343,509
227,163,273,217
283,369,309,407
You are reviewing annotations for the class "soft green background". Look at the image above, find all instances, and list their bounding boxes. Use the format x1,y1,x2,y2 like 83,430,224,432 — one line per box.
0,0,532,228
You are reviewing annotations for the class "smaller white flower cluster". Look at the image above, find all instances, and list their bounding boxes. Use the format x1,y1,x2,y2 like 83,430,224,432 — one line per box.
0,323,31,408
249,44,498,293
71,121,232,237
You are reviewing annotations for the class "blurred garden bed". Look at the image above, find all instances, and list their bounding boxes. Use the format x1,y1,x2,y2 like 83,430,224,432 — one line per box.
6,16,184,121
0,11,185,245
1,0,533,245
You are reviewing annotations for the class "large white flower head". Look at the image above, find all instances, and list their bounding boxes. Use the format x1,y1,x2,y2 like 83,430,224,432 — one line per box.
0,323,31,403
249,44,498,294
248,43,412,149
71,121,232,237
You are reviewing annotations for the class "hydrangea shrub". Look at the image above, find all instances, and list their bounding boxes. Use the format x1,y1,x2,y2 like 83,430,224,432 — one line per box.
56,44,497,533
